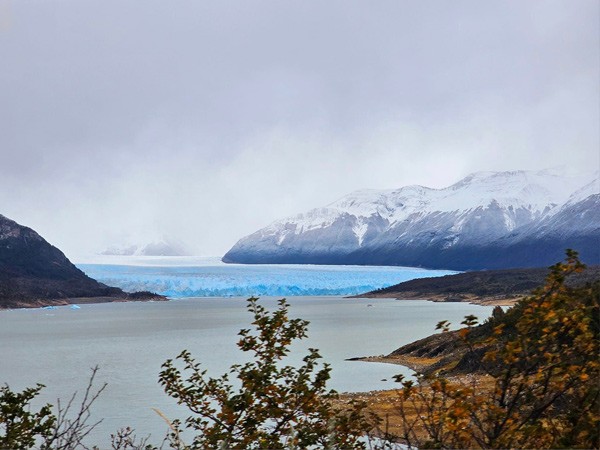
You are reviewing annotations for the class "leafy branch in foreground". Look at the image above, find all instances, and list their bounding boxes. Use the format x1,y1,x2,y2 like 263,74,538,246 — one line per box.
159,297,372,449
0,383,55,449
0,367,107,450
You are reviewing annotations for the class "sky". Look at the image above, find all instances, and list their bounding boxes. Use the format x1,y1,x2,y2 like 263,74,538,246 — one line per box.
1,0,598,259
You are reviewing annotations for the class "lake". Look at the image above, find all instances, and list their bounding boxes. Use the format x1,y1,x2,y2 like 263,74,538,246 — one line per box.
0,295,493,446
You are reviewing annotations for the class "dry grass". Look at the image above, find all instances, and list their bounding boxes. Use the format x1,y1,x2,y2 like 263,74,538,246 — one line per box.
353,355,443,372
338,373,497,443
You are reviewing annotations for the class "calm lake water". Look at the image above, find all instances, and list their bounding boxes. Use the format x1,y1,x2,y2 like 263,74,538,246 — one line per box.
0,296,493,446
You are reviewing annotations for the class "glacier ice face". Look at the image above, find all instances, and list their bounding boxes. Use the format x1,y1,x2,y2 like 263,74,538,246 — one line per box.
77,263,456,298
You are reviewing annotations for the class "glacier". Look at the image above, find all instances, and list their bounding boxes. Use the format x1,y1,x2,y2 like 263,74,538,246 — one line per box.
77,262,457,298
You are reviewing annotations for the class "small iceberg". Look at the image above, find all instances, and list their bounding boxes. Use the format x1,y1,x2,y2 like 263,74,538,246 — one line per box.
43,306,57,310
70,304,81,310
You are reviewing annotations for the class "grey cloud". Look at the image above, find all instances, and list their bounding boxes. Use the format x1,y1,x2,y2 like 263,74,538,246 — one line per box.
0,0,597,257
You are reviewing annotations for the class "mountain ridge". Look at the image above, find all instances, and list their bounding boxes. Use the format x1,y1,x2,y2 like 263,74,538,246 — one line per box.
223,169,599,270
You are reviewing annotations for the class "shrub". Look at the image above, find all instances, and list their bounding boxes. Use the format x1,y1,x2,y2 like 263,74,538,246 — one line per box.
388,250,600,449
0,383,54,449
0,367,106,450
159,298,371,449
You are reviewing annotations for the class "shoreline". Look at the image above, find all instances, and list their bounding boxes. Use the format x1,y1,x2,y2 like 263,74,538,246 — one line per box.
3,293,514,311
0,295,168,310
347,354,436,373
354,293,520,307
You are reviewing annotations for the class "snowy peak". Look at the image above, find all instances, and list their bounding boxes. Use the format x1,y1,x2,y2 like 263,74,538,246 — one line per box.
420,169,580,213
264,169,586,235
101,236,192,257
223,169,599,269
563,174,599,206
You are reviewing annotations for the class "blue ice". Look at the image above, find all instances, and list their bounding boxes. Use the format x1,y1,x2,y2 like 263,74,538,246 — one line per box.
78,262,457,298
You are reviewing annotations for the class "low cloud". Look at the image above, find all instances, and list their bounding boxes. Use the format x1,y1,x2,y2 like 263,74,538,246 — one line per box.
1,0,597,258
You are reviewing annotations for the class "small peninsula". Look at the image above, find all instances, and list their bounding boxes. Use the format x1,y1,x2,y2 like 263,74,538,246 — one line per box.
356,264,600,305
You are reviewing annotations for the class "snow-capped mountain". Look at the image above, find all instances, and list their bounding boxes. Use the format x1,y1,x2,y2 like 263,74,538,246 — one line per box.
223,170,599,270
101,237,191,257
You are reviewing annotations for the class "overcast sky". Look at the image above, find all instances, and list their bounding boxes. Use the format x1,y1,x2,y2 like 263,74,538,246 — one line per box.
1,0,598,258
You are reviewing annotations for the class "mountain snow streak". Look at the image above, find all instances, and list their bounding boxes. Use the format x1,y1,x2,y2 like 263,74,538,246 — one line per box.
223,170,600,270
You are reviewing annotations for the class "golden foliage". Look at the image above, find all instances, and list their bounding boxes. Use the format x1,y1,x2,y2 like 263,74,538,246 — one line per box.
380,250,599,449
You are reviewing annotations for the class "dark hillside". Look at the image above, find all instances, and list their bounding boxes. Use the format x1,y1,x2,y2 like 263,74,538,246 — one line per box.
0,214,164,308
360,265,600,301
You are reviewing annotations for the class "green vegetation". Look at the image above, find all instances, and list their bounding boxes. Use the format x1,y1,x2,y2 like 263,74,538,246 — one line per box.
159,298,371,449
0,384,54,449
0,368,106,450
